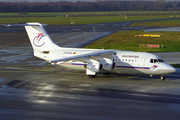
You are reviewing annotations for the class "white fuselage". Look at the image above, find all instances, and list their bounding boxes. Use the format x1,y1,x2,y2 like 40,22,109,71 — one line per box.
36,48,176,76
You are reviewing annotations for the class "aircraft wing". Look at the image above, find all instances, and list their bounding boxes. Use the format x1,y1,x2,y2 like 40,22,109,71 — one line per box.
51,50,116,63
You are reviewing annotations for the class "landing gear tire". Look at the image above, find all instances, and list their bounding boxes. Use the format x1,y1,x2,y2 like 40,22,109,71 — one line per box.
160,75,165,80
88,75,96,78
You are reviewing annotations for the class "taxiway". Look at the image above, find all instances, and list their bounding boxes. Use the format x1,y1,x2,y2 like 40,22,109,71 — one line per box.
0,22,180,120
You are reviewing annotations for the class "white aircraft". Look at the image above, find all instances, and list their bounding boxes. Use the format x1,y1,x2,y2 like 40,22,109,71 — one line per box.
6,22,176,80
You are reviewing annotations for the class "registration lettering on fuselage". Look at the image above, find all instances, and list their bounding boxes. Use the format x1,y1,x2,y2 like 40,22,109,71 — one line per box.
63,52,76,54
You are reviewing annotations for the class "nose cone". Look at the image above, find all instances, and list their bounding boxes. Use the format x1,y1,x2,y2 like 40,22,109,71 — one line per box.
159,63,176,74
168,65,176,74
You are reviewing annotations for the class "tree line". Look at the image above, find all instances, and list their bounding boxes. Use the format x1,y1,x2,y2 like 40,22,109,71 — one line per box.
0,0,180,13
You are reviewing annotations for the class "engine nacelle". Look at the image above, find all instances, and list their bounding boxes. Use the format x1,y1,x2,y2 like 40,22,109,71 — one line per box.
84,59,103,76
103,58,116,71
85,61,103,72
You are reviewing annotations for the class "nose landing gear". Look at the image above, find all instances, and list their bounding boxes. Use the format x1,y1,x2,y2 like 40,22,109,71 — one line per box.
160,75,165,80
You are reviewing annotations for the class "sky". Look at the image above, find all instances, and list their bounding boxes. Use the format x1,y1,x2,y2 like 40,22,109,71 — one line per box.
1,0,180,2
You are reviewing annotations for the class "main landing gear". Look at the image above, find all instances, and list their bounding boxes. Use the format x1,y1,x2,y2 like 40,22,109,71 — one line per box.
88,72,110,78
88,75,96,78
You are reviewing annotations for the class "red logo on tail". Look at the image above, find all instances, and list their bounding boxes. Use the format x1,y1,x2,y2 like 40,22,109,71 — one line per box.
33,33,45,47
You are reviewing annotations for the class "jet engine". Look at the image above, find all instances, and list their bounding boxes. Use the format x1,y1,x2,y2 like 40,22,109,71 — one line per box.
85,61,103,72
85,59,103,76
103,58,116,71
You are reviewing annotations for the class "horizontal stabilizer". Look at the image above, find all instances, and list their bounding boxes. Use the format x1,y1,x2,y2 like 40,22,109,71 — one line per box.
5,23,47,27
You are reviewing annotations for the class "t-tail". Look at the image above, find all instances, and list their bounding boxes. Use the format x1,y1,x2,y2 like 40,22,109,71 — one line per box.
6,22,61,60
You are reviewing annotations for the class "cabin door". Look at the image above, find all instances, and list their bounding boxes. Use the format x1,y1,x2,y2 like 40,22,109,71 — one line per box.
138,58,145,67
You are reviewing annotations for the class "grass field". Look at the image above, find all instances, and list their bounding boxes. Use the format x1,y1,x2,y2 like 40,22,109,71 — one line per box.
131,19,180,26
0,15,178,25
1,11,180,15
85,31,180,52
0,11,180,25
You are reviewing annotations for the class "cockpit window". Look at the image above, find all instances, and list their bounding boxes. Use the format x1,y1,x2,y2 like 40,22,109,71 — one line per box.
154,59,158,63
150,59,153,63
150,59,164,63
158,59,164,62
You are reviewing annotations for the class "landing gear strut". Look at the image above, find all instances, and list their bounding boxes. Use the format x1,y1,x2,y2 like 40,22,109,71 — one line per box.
160,75,165,80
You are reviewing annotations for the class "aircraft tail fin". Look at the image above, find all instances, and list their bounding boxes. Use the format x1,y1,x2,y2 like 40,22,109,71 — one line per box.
6,23,61,60
6,22,60,51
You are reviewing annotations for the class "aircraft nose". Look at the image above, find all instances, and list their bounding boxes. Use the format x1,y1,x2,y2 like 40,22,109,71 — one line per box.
159,64,176,74
168,65,176,73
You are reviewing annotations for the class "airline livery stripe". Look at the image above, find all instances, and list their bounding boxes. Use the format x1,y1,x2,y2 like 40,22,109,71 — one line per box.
60,63,85,66
61,63,150,70
159,69,176,71
71,63,85,66
116,66,149,70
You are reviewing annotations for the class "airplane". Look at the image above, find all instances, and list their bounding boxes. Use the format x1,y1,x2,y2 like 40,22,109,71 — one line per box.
5,22,176,80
